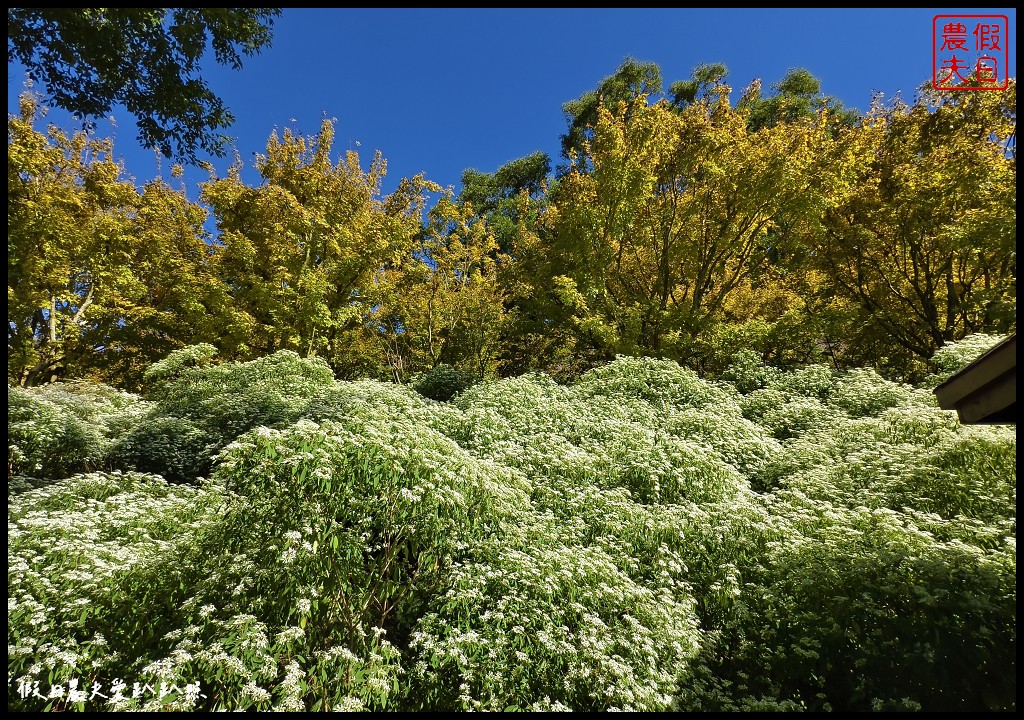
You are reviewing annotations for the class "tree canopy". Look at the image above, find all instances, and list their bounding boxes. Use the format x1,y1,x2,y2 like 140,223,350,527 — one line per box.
7,57,1016,387
7,8,280,163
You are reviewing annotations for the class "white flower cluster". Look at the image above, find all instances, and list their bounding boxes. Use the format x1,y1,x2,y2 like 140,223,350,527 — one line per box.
7,353,1016,711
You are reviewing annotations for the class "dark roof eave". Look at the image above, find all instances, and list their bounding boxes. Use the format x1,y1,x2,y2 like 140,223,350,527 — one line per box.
934,334,1016,424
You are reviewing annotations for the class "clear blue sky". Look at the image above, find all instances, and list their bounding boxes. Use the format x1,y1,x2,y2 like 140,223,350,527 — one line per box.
7,8,1018,203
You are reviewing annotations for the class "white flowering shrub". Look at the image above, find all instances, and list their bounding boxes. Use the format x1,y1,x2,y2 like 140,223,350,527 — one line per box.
142,343,220,389
662,407,783,484
8,471,224,710
760,395,831,440
302,379,466,440
736,364,836,441
8,382,144,480
409,539,700,711
107,416,217,484
722,348,783,393
460,359,753,493
192,407,530,710
682,362,1017,710
827,367,925,418
677,491,1016,711
7,351,1016,711
109,349,336,482
772,363,836,401
153,349,334,435
573,354,733,409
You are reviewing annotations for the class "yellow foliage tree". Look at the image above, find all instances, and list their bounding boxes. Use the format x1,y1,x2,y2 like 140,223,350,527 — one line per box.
201,119,438,375
547,86,834,362
809,79,1016,375
8,93,228,388
372,196,508,381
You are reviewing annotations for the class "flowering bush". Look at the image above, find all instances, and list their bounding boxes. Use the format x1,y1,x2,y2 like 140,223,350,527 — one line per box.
7,352,1016,711
109,349,335,482
107,416,217,484
8,382,143,480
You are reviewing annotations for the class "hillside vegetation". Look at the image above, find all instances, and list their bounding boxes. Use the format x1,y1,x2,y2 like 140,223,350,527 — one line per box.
8,339,1015,711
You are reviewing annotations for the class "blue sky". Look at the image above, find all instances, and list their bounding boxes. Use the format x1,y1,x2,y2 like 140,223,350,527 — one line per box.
7,8,1017,203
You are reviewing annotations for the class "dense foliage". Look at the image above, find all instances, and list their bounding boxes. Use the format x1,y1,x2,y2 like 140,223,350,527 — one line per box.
8,62,1015,389
6,35,1017,711
8,8,281,162
8,338,1015,711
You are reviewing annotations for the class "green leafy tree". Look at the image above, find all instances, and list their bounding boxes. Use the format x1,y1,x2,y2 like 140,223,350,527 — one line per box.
560,57,662,170
667,62,728,109
459,152,550,216
741,67,859,132
456,153,559,376
8,8,280,163
458,150,550,252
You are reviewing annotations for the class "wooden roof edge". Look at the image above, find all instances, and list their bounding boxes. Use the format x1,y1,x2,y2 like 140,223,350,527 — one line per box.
934,333,1016,410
